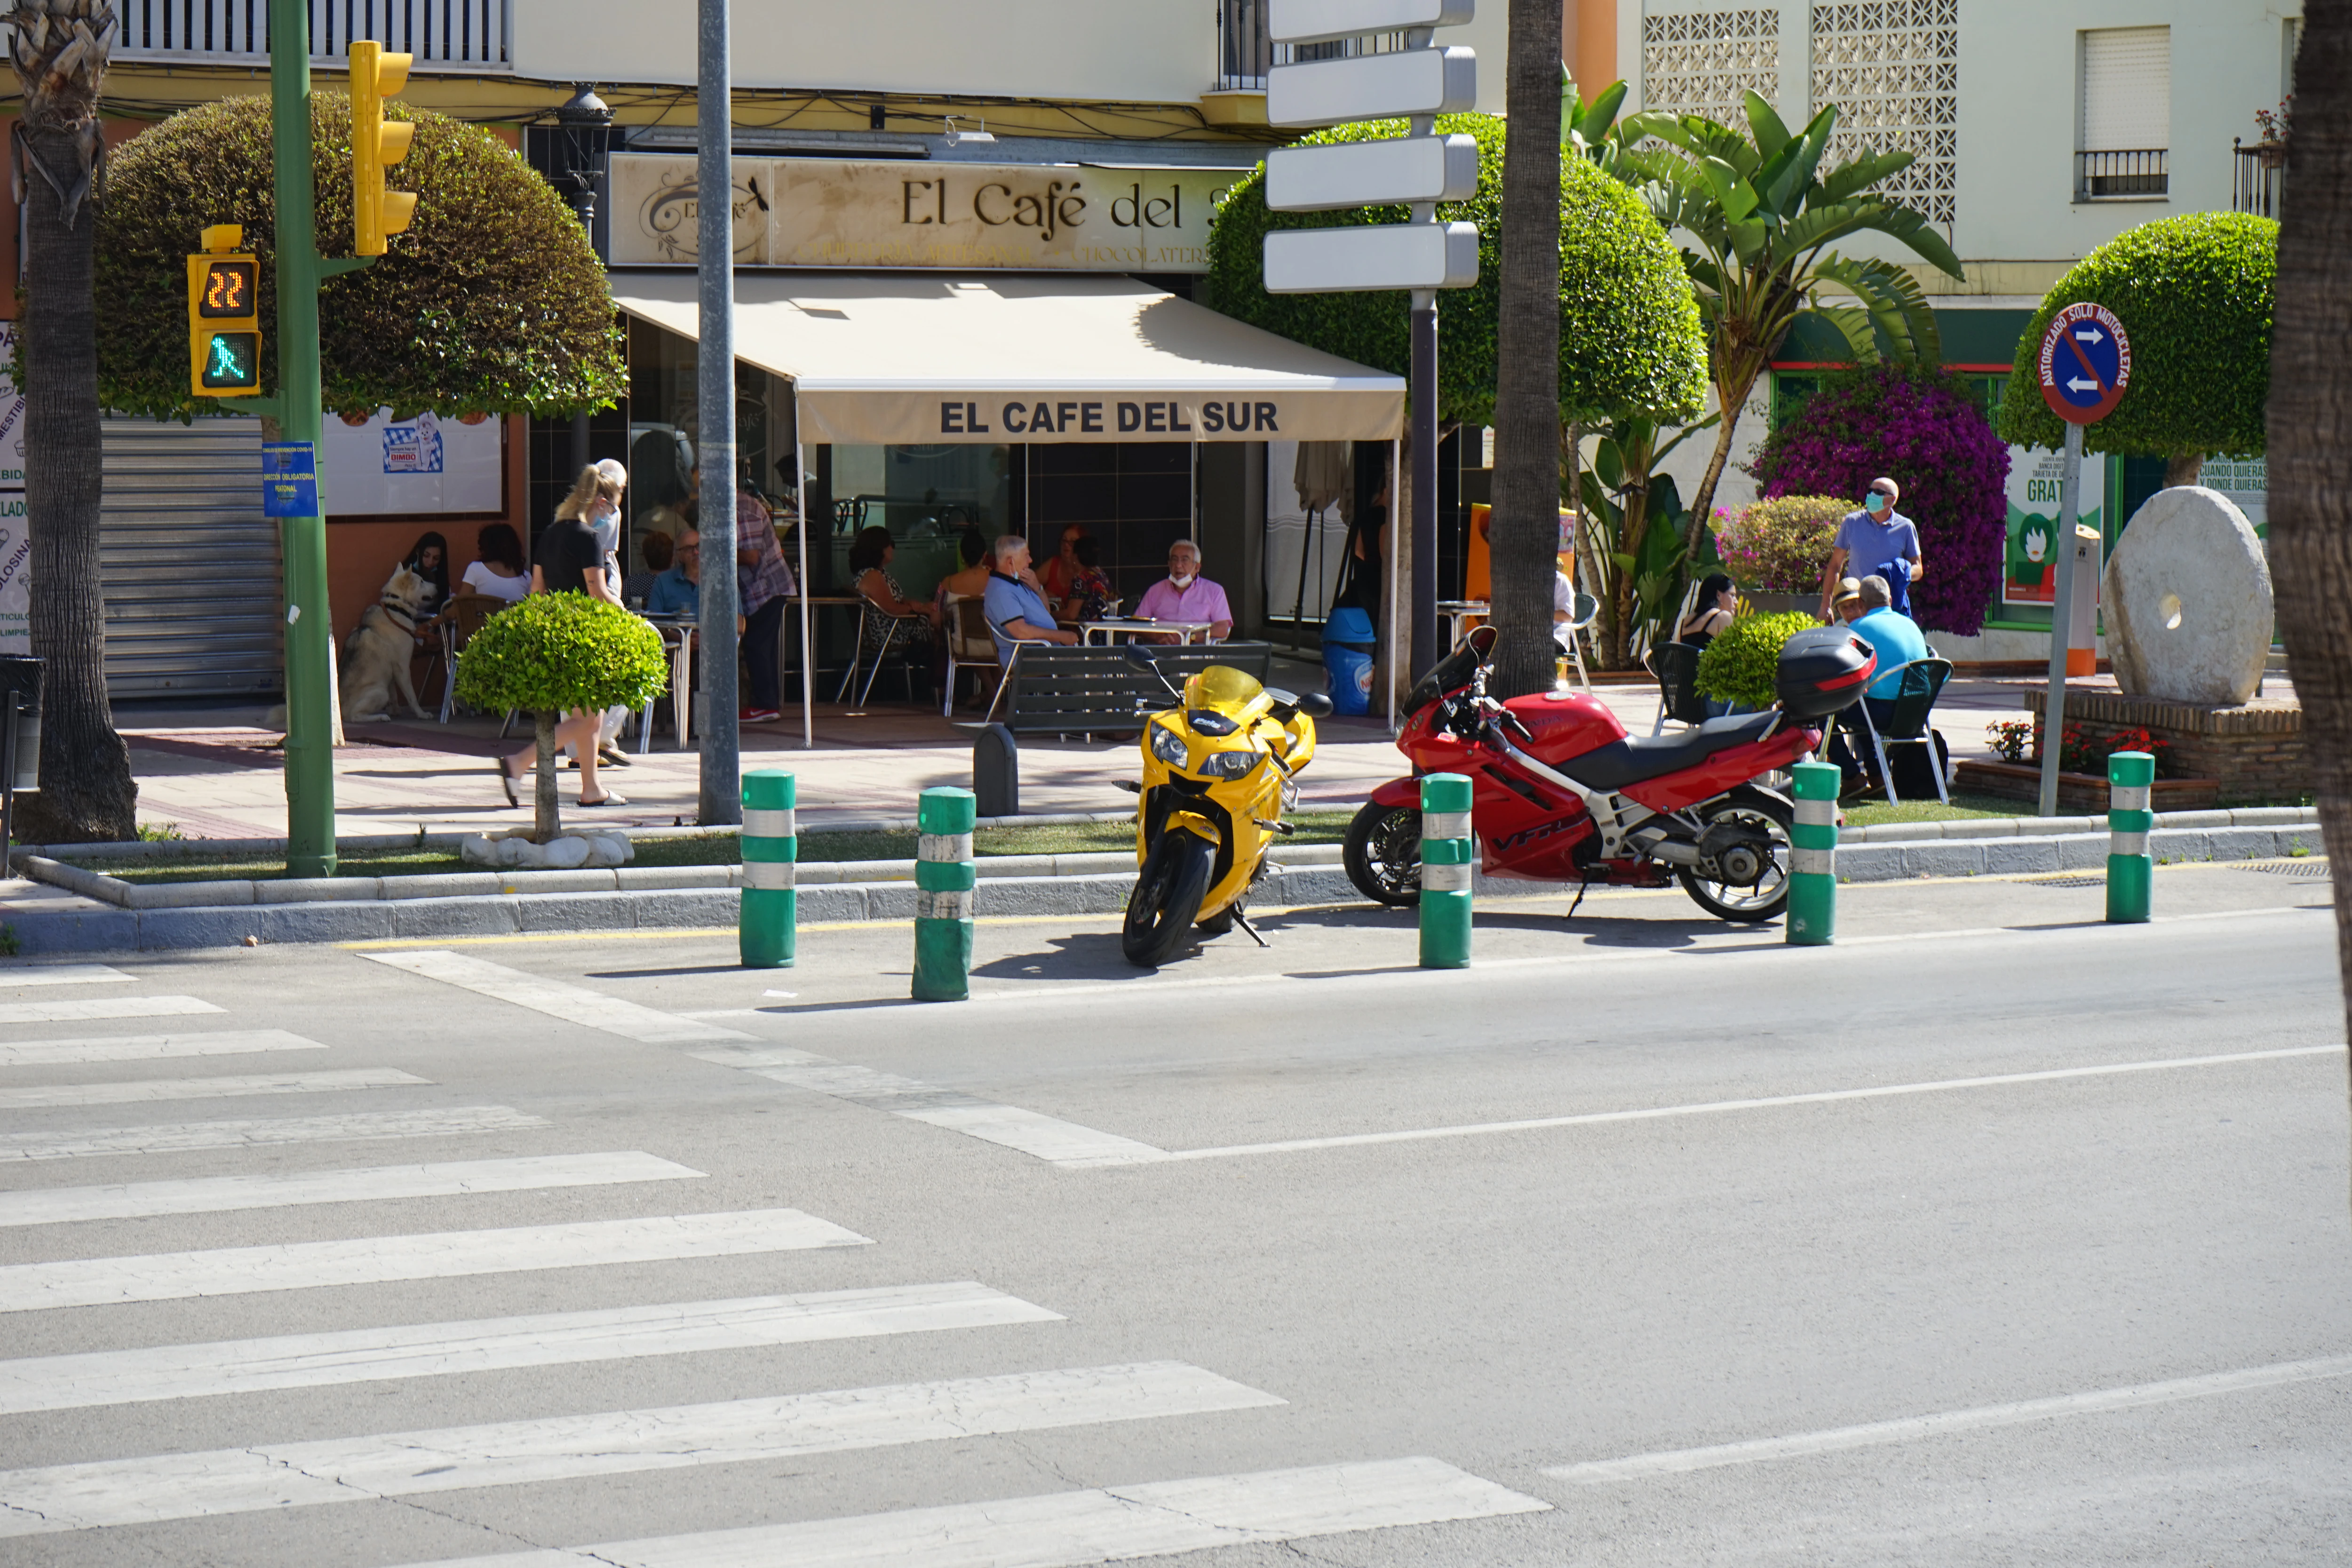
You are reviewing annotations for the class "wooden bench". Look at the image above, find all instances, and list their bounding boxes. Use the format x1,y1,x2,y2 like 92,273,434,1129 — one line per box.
984,642,1276,737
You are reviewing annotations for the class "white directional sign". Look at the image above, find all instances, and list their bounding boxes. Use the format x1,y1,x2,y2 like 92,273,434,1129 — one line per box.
1267,46,1478,127
1269,0,1474,43
1264,222,1480,293
1267,134,1480,211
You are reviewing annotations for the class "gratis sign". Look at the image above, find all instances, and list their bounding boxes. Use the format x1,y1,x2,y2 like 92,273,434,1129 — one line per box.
2037,302,2131,425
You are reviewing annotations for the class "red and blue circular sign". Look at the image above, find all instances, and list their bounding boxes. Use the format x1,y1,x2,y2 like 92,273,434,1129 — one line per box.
2038,302,2131,425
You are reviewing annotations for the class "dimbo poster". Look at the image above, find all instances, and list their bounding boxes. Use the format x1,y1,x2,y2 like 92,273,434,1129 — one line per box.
321,408,503,518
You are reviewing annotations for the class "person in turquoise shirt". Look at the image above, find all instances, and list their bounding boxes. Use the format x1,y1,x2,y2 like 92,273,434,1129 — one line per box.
1849,575,1928,700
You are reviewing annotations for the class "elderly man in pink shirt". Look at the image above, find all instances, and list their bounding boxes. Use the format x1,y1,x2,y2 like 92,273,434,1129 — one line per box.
1133,538,1233,642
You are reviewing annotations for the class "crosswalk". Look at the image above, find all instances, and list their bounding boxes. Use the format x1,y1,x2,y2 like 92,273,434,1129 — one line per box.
0,953,1549,1564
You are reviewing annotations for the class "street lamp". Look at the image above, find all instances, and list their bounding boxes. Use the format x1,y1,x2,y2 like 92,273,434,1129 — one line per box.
555,84,613,475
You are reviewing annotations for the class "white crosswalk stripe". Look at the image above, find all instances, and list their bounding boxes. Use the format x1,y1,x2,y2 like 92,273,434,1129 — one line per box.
0,1104,548,1162
0,1067,426,1110
0,1208,870,1313
0,995,223,1025
360,949,752,1043
0,963,135,987
0,1151,705,1228
0,1281,1062,1414
0,1361,1283,1537
0,1029,329,1067
388,1458,1551,1568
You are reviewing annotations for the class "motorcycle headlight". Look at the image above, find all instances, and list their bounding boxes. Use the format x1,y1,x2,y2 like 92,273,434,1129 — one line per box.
1197,747,1262,781
1148,722,1189,767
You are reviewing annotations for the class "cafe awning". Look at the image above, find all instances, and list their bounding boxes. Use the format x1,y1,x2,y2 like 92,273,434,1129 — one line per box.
609,270,1405,446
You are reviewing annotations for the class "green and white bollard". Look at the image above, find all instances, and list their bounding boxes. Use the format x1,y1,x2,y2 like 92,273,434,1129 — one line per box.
913,787,977,1001
1419,772,1473,969
2106,749,2154,924
740,770,796,969
1788,759,1838,946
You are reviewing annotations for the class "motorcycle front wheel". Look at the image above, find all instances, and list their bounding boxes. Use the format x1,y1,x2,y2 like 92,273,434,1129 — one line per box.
1343,801,1422,907
1677,790,1796,923
1122,830,1216,966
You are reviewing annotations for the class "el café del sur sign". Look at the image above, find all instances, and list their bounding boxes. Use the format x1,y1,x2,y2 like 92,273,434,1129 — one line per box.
610,153,1242,273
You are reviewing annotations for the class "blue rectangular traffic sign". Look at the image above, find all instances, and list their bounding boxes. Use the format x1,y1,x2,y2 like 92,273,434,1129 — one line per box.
261,441,318,518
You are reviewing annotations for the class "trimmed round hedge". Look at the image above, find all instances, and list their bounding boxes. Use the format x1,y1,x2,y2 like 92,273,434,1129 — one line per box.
1206,114,1706,429
454,594,667,718
97,93,627,422
1694,610,1817,710
1996,211,2276,462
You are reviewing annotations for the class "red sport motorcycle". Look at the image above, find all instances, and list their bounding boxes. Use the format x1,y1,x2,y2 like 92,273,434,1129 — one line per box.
1343,624,1876,923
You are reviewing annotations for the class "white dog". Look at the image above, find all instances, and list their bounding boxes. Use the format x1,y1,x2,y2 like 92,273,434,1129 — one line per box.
339,564,432,721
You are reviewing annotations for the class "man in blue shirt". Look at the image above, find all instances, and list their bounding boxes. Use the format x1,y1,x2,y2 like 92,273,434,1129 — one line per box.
982,535,1078,664
643,528,700,616
1818,476,1922,620
1849,575,1929,701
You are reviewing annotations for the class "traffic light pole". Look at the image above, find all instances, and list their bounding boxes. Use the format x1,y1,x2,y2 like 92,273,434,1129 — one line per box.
270,0,336,878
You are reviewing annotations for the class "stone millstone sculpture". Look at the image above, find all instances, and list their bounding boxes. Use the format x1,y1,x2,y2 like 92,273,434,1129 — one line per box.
2102,486,2272,707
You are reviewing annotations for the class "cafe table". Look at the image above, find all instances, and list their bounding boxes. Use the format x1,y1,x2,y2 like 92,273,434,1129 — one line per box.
1079,618,1215,646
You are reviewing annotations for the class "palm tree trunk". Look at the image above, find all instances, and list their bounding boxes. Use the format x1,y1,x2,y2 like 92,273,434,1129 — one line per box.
1489,0,1565,698
1681,367,1760,558
14,116,134,844
2264,2,2349,1210
2164,453,2205,487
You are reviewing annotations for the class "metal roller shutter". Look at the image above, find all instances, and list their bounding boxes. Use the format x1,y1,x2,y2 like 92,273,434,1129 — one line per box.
2080,27,2169,152
101,416,283,698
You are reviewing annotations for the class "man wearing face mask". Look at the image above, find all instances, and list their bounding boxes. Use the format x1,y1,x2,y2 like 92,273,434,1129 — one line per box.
1133,539,1233,643
1819,476,1922,622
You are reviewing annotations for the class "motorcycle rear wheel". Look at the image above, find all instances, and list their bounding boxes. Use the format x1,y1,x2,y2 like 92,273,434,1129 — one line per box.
1122,831,1216,966
1343,801,1423,907
1677,790,1796,923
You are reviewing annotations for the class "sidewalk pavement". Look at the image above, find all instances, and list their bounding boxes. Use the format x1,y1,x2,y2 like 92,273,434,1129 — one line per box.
97,671,2090,844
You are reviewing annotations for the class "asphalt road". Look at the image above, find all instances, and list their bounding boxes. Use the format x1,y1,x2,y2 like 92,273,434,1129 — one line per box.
1,860,2347,1567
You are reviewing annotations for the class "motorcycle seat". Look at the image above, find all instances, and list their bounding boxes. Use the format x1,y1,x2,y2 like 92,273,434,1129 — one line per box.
1552,711,1781,792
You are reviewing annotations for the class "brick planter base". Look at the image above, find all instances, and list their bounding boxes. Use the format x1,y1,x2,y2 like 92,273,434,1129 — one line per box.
2019,687,2307,804
1954,759,2220,813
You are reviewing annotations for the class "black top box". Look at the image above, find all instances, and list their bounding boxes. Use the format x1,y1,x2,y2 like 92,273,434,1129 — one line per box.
1776,627,1878,717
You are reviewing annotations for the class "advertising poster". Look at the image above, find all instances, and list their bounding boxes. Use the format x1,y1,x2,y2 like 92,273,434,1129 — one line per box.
2002,444,2106,606
321,409,503,518
0,323,24,654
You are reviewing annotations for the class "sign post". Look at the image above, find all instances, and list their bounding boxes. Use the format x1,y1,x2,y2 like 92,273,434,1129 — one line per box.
2034,302,2131,818
1263,0,1480,689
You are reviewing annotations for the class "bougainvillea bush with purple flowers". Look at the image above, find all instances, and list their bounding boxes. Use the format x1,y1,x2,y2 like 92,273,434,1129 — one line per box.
1750,366,2010,636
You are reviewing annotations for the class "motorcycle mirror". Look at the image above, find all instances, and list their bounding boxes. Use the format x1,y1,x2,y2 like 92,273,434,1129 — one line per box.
1296,692,1333,719
1468,624,1499,657
1122,645,1160,670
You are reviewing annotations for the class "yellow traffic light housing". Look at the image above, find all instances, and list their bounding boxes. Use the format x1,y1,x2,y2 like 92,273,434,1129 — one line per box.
351,40,417,256
187,223,262,397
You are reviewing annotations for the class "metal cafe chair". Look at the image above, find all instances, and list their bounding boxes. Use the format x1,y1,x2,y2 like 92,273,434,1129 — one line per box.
1850,657,1954,805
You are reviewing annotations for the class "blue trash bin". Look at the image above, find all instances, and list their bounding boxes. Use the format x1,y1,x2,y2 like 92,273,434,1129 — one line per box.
1322,607,1376,716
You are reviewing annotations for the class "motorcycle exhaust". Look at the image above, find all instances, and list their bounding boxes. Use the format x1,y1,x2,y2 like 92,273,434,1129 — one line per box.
1627,826,1703,868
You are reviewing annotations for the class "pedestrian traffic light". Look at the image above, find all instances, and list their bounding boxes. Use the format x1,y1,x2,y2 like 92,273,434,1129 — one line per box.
350,40,417,256
186,223,262,397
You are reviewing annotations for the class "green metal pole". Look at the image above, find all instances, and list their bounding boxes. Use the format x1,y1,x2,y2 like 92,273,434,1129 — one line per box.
912,787,976,1001
2106,749,2154,923
270,0,334,877
740,769,797,967
1788,759,1838,946
1417,772,1472,969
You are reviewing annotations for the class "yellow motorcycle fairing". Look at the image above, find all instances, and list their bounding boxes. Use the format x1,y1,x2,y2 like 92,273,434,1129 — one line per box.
1131,664,1317,923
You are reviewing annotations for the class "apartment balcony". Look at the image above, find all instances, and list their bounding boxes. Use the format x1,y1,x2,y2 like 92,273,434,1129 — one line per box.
2074,148,2168,202
103,0,510,71
2233,137,2283,217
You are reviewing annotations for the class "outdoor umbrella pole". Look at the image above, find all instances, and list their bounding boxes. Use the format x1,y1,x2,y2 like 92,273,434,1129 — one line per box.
796,435,813,749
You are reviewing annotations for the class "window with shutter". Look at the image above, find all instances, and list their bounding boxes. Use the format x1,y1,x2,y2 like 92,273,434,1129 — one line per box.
2077,26,2169,199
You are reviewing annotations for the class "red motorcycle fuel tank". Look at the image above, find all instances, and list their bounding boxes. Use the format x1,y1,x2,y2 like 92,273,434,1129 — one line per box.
1500,689,1627,766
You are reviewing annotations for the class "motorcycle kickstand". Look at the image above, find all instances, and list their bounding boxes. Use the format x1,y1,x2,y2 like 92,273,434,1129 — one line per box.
1564,874,1596,921
1230,908,1270,948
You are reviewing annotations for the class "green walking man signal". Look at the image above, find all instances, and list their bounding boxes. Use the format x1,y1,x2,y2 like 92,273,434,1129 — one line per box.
186,223,262,397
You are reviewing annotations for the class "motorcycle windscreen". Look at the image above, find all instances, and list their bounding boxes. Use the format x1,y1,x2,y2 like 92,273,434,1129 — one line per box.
1184,665,1266,711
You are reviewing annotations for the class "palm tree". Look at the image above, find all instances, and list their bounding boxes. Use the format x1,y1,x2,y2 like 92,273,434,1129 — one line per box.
1487,0,1564,698
7,0,134,843
2264,7,2349,1139
1620,90,1966,557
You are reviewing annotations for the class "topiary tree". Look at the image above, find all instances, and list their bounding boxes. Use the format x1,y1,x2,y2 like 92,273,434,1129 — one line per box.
453,596,667,843
1997,212,2276,487
1209,112,1705,434
1694,610,1816,709
94,93,626,420
1752,365,2010,637
1712,495,1847,593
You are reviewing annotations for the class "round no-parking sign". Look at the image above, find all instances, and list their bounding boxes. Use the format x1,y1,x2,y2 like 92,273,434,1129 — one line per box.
2038,302,2131,425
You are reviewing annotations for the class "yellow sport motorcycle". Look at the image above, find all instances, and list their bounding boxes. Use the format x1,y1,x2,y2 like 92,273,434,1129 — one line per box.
1117,647,1331,966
